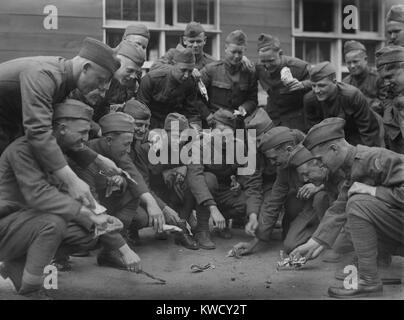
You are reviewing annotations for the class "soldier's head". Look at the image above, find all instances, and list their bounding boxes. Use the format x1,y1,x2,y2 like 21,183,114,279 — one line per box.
288,144,328,186
257,33,282,73
212,109,236,133
183,22,207,56
172,48,195,82
376,46,404,98
122,99,151,141
115,40,145,86
74,37,120,97
122,24,150,52
224,30,247,66
303,117,349,173
386,5,404,47
309,61,337,101
244,107,273,145
53,99,93,152
259,127,297,169
344,41,368,77
99,112,135,157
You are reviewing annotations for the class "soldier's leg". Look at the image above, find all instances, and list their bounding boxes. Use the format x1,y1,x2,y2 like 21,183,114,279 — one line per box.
0,209,67,294
282,192,305,239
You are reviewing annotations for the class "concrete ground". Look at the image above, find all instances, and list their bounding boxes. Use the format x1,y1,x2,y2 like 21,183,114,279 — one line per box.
1,228,403,300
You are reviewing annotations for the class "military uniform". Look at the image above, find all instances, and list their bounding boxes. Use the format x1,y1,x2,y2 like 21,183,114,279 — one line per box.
342,67,380,106
256,55,311,131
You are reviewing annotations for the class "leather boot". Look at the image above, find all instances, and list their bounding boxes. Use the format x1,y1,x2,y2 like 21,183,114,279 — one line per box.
51,256,72,272
97,249,126,270
0,259,24,292
328,278,383,299
216,227,232,239
195,231,216,250
174,219,199,250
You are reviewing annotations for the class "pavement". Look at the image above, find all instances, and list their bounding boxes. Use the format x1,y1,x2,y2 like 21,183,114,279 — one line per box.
1,228,403,300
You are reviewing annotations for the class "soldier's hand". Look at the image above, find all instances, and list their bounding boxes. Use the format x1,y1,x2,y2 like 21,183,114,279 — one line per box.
348,182,376,198
209,206,226,230
162,206,181,225
90,213,114,231
233,238,259,256
286,78,304,91
192,68,201,80
70,177,96,209
245,213,258,236
290,238,324,260
297,183,320,200
148,204,165,233
241,56,254,70
119,244,141,273
110,175,125,187
95,154,122,175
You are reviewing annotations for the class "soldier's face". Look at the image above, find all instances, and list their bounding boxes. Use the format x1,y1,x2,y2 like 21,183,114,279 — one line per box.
378,65,397,97
311,143,343,173
77,62,112,97
387,21,404,46
259,49,281,73
115,55,142,87
125,35,149,52
296,160,328,186
133,119,150,141
345,51,368,76
172,65,193,82
183,34,206,56
106,132,134,157
311,77,337,101
224,44,245,66
57,119,90,151
264,145,292,169
391,65,404,95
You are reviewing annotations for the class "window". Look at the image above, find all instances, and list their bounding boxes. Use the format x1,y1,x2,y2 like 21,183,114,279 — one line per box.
293,0,385,79
104,0,220,64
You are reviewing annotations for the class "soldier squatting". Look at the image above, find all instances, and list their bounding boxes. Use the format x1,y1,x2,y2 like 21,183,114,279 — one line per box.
0,4,404,300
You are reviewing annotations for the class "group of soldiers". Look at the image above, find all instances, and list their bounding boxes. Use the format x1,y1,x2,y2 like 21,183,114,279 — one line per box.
0,3,403,300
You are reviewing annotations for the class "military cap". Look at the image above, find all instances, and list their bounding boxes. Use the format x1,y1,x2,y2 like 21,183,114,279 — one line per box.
53,99,93,122
309,61,336,82
117,40,146,66
173,48,195,69
164,113,189,132
213,109,237,130
225,30,247,46
244,108,273,138
386,4,404,23
257,33,281,51
375,45,404,68
258,126,295,153
123,98,151,121
184,21,205,37
99,112,135,134
288,144,316,168
123,24,150,40
343,40,366,55
303,117,345,150
78,37,120,75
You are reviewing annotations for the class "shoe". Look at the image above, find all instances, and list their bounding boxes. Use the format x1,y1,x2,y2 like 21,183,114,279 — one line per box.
0,260,24,292
51,257,72,272
334,255,358,280
328,280,383,299
174,219,199,250
155,231,168,240
97,250,126,270
195,231,216,250
216,227,232,239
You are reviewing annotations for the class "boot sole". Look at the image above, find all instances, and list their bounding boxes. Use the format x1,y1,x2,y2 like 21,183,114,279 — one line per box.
174,239,199,250
328,289,383,299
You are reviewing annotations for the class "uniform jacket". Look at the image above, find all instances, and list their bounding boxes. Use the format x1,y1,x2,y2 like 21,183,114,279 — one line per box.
342,67,379,102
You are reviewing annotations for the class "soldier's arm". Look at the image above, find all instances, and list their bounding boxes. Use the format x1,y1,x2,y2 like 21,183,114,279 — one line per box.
239,70,258,115
255,169,290,241
296,62,312,91
303,92,322,131
137,74,154,108
116,154,149,199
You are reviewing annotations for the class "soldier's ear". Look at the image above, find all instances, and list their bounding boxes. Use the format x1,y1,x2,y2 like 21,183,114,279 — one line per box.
82,61,92,73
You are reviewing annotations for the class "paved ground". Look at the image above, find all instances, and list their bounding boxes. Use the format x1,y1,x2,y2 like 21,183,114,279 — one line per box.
1,228,403,300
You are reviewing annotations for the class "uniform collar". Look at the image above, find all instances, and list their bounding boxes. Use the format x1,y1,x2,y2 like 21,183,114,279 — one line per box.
224,59,242,75
352,67,369,82
65,59,76,93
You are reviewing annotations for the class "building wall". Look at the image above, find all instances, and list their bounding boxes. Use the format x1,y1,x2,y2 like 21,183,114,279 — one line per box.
219,0,292,62
0,0,103,62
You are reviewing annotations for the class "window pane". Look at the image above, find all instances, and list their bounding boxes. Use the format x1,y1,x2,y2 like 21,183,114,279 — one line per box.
318,41,330,61
140,0,155,21
165,0,173,26
342,0,356,34
106,0,121,20
147,31,159,61
295,39,303,59
359,0,378,32
195,0,208,24
106,29,125,48
123,0,138,20
296,39,331,65
178,0,192,23
209,0,215,25
165,32,183,51
294,0,300,29
303,0,333,32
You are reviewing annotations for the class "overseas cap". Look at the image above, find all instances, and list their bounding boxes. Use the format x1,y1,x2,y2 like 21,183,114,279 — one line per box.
288,144,316,168
375,45,404,68
53,99,93,122
386,4,404,23
99,112,135,134
123,98,151,121
225,30,247,46
117,40,146,66
123,24,150,39
184,21,205,37
309,61,336,82
259,126,295,152
303,117,346,150
164,113,189,132
343,40,366,55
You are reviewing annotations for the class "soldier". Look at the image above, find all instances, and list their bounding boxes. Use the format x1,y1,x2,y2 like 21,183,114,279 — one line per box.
200,30,258,126
233,127,331,256
386,4,404,47
0,100,140,299
342,40,380,112
137,48,202,129
122,24,150,52
291,117,404,298
304,61,383,147
0,37,122,212
376,46,404,154
255,33,311,131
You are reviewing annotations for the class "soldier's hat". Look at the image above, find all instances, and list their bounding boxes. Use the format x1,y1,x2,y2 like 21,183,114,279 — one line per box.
244,108,273,139
225,30,247,46
123,24,150,40
288,144,317,168
53,99,93,122
386,4,404,23
375,45,404,68
117,40,146,66
123,98,151,121
184,22,205,37
164,113,189,132
99,112,135,134
303,117,346,150
309,61,336,82
173,48,196,69
257,33,281,51
258,126,295,152
343,40,366,55
78,37,120,75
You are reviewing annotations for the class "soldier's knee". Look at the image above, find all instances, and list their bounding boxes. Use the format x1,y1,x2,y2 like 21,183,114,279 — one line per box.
203,172,218,193
346,194,372,217
132,207,149,229
40,215,67,238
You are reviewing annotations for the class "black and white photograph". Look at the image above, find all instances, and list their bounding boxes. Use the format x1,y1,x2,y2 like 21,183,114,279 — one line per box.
0,0,403,306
